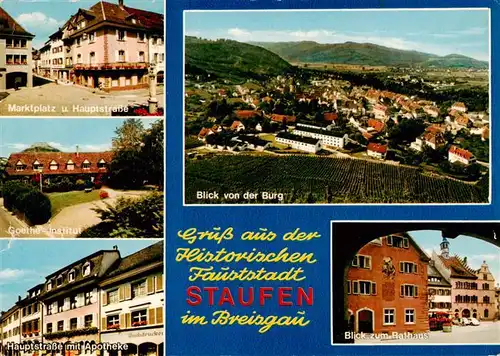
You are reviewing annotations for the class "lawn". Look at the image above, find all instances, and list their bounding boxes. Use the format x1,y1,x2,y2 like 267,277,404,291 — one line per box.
48,190,102,216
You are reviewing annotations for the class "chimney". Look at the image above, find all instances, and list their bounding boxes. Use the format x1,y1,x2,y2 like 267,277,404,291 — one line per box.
119,0,124,7
18,295,21,302
76,145,79,157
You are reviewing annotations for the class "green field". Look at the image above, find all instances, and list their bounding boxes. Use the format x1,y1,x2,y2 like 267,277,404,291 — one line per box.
48,190,101,216
185,155,488,204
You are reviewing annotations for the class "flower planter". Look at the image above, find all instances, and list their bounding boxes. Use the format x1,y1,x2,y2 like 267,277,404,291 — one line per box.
442,325,452,332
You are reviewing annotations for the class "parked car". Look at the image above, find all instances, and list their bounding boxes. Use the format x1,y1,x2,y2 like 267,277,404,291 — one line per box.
470,317,480,326
462,318,471,326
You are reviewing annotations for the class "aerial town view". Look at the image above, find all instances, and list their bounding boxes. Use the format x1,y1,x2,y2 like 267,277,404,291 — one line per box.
184,10,490,204
0,0,164,116
331,222,500,344
0,118,164,238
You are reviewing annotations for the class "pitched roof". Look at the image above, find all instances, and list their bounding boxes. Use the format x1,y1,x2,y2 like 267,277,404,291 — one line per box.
68,1,163,37
276,132,320,145
0,7,35,37
198,127,213,138
271,114,296,123
452,102,467,109
230,120,244,130
323,112,338,121
106,241,163,278
424,132,445,145
367,119,385,133
234,110,262,120
449,145,474,160
367,142,387,154
438,255,477,279
427,263,452,287
6,151,113,176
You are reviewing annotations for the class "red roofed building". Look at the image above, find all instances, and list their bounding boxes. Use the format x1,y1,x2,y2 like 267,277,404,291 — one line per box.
448,146,475,165
234,110,262,120
230,120,245,132
432,238,496,321
424,106,440,118
347,233,430,334
366,89,380,103
367,143,388,159
323,112,338,122
271,114,296,124
455,115,471,129
6,150,113,183
52,0,165,90
367,119,385,133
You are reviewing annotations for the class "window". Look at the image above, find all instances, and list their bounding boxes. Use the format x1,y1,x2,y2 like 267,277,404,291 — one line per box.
15,161,25,171
107,315,120,328
70,318,77,330
484,274,488,280
46,323,52,333
84,315,93,328
483,296,490,303
399,262,418,274
85,291,92,305
483,283,490,290
89,52,96,65
138,32,145,42
56,276,63,286
47,304,52,315
57,299,64,313
387,235,409,248
117,30,126,41
66,160,75,170
57,321,64,331
383,309,395,325
77,54,82,64
139,51,145,62
82,262,91,276
351,255,371,269
131,309,147,327
132,280,147,298
49,160,58,171
70,295,77,309
108,289,119,304
97,159,106,169
400,284,418,297
118,50,125,62
34,303,38,313
405,309,415,324
351,281,376,296
82,159,91,169
76,37,81,46
68,270,75,282
88,32,95,42
347,280,351,295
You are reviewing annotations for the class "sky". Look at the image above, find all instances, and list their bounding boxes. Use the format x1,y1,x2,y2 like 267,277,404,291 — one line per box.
410,230,500,285
0,239,161,311
185,9,490,61
0,0,165,49
0,118,156,157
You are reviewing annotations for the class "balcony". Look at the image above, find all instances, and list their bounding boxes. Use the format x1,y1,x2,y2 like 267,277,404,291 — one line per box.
73,62,148,71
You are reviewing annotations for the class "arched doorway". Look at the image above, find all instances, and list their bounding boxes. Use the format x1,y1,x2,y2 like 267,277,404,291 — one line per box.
462,309,471,318
6,72,27,89
484,309,489,318
123,344,138,356
138,342,157,356
473,309,477,318
157,71,164,84
356,308,374,333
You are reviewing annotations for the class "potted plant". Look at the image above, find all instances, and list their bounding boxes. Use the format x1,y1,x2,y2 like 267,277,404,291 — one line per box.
442,319,452,332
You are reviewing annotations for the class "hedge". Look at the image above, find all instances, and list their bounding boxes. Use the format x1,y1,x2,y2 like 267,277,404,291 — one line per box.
2,181,52,225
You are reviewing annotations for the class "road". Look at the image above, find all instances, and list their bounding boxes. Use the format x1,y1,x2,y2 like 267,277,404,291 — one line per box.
0,206,48,238
356,321,500,344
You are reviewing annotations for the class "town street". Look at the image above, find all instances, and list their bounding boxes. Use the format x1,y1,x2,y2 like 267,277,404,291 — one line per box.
0,83,164,116
356,322,500,344
0,203,48,238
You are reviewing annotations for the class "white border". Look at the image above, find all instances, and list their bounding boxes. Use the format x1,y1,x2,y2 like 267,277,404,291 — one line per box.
182,8,492,206
329,219,500,346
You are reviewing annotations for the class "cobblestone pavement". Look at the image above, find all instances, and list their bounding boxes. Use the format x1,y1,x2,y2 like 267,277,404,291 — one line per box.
355,321,500,344
0,83,164,116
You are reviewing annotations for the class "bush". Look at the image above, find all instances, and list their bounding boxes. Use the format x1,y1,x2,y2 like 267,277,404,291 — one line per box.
19,190,52,225
75,179,86,191
79,192,163,238
1,181,52,225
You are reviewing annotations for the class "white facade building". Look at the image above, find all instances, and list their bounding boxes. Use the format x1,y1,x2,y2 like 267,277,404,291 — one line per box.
276,133,322,153
293,124,347,149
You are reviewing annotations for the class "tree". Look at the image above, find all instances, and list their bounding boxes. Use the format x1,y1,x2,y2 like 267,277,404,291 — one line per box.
109,149,147,189
112,119,145,151
141,120,164,187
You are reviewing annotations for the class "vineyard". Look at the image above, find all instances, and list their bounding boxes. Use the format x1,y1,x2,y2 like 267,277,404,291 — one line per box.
185,155,488,204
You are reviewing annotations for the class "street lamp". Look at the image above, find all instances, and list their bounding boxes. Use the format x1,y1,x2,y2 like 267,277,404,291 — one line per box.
36,168,43,192
148,63,158,114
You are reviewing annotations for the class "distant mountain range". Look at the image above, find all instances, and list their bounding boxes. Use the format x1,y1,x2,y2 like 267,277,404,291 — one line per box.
185,36,293,80
251,41,488,69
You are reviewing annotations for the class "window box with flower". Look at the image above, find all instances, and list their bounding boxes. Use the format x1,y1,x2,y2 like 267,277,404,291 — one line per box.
107,324,120,330
131,320,147,327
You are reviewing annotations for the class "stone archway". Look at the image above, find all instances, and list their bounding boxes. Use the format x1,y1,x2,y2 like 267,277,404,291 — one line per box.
331,221,500,343
463,309,471,318
356,308,374,333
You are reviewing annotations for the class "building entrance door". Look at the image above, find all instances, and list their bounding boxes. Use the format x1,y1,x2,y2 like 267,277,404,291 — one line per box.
357,309,373,333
